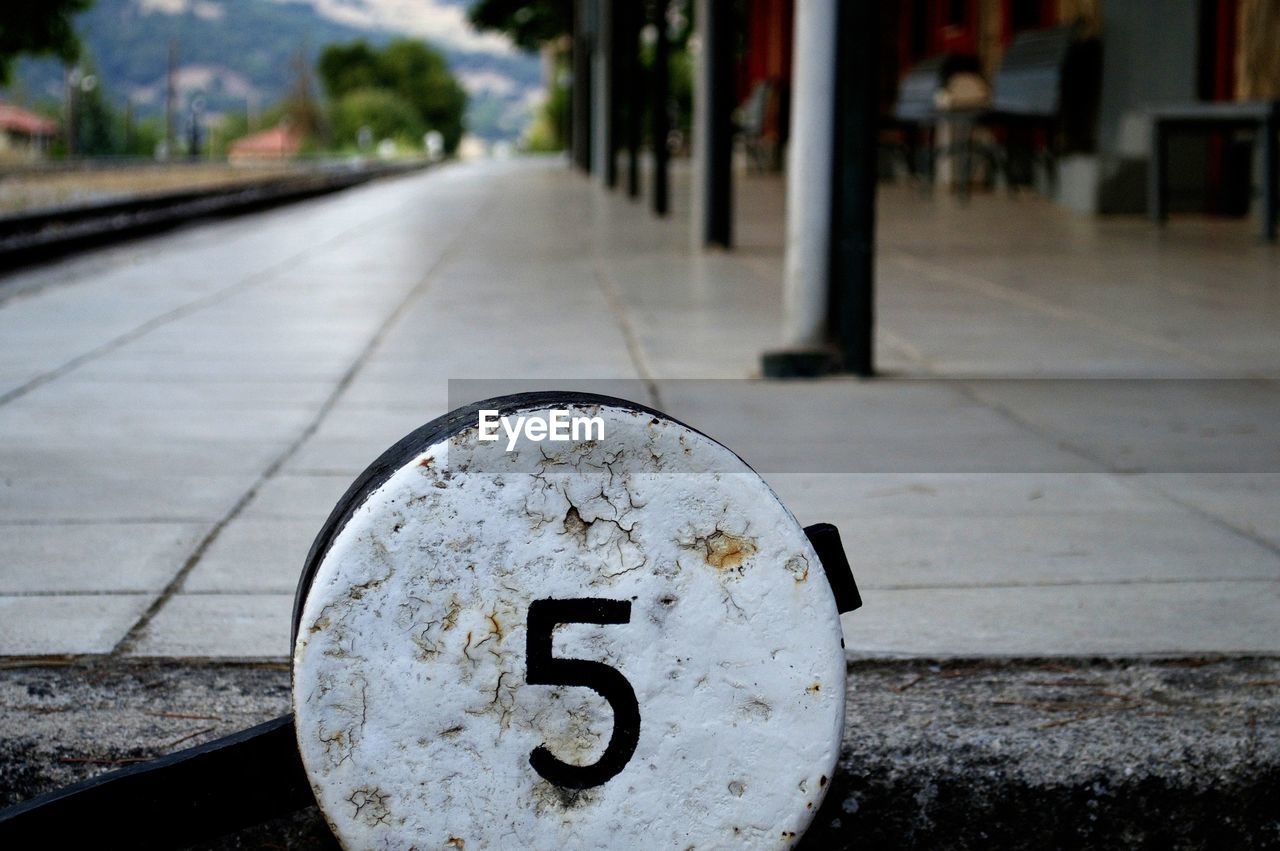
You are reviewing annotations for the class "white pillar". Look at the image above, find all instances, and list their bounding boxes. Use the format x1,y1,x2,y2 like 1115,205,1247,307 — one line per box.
781,0,838,349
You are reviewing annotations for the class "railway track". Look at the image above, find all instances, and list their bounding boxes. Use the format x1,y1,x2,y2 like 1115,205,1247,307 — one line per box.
0,160,428,271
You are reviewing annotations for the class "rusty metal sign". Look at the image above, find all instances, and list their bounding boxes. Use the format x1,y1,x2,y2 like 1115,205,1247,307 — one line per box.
293,393,856,848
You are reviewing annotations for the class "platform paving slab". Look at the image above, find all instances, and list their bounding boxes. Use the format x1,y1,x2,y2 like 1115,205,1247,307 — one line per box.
0,596,153,656
808,510,1280,587
1141,473,1280,549
0,522,207,594
0,473,254,524
841,580,1280,656
179,519,320,594
126,594,292,659
239,474,360,521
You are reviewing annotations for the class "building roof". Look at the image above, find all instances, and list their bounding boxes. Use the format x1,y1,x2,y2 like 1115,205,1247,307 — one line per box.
0,103,58,137
229,125,302,158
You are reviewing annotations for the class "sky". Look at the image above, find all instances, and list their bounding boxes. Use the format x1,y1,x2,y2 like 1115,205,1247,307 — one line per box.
272,0,517,56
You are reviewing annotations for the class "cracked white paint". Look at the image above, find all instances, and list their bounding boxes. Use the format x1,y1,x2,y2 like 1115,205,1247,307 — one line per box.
294,402,845,849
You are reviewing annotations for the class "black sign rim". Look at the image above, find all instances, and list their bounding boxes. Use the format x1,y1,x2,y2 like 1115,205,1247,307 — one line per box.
289,391,744,653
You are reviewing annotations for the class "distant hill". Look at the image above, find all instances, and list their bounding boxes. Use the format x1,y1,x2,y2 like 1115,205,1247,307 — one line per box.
3,0,542,142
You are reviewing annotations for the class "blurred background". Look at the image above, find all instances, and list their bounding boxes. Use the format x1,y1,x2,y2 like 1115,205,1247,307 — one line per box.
0,2,1276,214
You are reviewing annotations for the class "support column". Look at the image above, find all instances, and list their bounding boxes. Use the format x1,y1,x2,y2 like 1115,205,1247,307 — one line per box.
593,0,615,187
608,0,628,189
763,0,838,372
622,1,642,198
1263,102,1278,242
693,0,734,247
651,0,671,216
762,0,876,377
828,0,878,375
571,0,594,173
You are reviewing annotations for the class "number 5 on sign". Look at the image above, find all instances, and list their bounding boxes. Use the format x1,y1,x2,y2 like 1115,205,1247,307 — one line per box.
525,598,640,789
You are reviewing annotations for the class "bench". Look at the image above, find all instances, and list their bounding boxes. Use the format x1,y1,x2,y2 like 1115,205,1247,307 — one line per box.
889,54,983,179
982,23,1080,191
1148,100,1279,241
990,24,1076,118
925,24,1080,196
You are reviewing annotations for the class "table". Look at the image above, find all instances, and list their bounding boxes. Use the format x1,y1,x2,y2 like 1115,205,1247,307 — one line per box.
1148,100,1279,241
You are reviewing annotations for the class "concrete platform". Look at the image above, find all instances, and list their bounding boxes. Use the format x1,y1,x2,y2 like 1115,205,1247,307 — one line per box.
1,157,1277,661
0,658,1275,847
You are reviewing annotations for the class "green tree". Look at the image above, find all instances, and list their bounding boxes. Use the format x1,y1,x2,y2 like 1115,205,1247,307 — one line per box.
316,42,381,96
468,1,571,51
120,114,162,158
71,73,118,156
317,39,466,154
63,55,150,157
523,70,568,152
467,2,572,151
379,40,465,153
209,109,251,158
0,1,93,85
330,87,424,150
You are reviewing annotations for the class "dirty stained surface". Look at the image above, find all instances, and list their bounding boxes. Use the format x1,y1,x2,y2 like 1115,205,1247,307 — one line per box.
293,404,846,849
2,658,1278,848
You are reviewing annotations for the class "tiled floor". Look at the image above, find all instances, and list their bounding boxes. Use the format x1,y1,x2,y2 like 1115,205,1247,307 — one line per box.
0,157,1276,658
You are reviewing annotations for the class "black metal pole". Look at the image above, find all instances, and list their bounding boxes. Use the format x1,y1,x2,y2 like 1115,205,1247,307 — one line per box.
702,0,734,247
1263,102,1278,242
625,2,642,199
165,40,177,158
559,4,573,159
651,0,670,216
603,0,619,188
571,0,594,173
828,0,878,375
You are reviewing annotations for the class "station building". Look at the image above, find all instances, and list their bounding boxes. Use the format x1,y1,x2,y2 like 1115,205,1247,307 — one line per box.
564,0,1280,374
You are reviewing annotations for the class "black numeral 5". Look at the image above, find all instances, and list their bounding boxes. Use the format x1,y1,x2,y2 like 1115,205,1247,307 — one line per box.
525,598,640,789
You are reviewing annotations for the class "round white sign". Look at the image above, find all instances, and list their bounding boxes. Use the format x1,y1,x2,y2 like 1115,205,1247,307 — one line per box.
293,394,846,848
